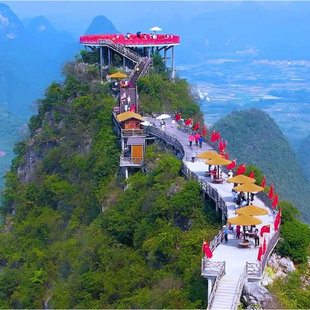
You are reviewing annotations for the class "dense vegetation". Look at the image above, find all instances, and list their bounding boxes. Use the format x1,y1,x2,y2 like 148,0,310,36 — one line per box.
213,108,310,223
0,60,221,308
298,133,310,183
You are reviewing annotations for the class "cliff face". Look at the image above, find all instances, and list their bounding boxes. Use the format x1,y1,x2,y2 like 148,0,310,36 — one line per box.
213,108,310,223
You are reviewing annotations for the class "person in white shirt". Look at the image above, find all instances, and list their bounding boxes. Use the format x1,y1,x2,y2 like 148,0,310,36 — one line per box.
191,151,196,163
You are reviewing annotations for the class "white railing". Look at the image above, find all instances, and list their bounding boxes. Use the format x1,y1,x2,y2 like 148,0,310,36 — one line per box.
231,266,247,310
204,260,226,310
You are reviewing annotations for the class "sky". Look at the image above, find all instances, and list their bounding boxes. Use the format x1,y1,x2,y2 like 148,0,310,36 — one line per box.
3,1,241,37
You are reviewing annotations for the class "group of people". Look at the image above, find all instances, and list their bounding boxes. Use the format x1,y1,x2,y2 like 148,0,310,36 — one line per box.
189,136,204,148
121,92,132,112
120,80,131,88
232,189,255,208
223,225,260,247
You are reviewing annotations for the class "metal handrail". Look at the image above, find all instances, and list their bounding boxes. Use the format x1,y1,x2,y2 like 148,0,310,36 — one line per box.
209,230,223,252
98,39,141,63
231,266,247,310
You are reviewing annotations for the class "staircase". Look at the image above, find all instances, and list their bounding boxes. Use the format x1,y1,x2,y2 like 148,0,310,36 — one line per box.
209,279,238,310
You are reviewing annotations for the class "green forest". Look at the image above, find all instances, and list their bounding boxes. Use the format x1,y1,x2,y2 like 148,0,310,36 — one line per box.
213,108,310,224
0,52,310,309
0,58,221,308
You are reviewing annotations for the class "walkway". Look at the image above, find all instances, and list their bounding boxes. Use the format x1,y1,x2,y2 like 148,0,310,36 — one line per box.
146,117,277,310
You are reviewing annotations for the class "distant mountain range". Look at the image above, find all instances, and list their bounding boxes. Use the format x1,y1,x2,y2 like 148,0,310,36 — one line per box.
0,3,119,116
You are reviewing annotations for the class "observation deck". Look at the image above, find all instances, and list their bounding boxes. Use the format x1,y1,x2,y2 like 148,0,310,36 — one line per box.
79,33,180,47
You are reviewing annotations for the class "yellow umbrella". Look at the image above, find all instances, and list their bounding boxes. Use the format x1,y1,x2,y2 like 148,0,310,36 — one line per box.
227,175,256,184
236,205,268,216
206,157,232,166
109,72,127,79
206,157,231,180
198,151,221,159
228,214,262,241
233,183,264,205
233,183,264,193
228,214,262,226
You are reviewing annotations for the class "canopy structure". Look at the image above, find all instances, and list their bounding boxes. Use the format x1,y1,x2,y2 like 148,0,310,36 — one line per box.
228,214,262,226
116,111,144,122
150,26,162,32
206,157,231,179
109,72,127,79
156,114,171,120
140,121,151,126
227,175,256,184
233,183,264,205
233,183,264,193
198,151,220,160
236,205,268,216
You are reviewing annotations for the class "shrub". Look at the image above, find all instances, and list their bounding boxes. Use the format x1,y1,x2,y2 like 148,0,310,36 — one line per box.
278,220,310,263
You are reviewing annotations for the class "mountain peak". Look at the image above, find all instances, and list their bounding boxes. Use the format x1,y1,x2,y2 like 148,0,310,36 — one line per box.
0,3,23,40
27,16,56,35
85,15,119,35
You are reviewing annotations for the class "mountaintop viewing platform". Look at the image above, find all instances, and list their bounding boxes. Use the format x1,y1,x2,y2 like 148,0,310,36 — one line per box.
80,33,180,47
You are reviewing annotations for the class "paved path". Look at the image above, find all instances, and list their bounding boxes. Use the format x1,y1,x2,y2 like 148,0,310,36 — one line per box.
146,117,276,309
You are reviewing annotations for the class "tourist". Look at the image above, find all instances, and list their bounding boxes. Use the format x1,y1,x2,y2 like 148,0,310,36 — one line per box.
189,138,192,147
254,228,260,247
195,136,199,146
223,225,229,243
251,192,255,203
191,150,196,163
232,189,238,202
241,197,247,207
236,225,241,239
159,119,165,130
127,96,131,106
124,104,128,112
228,170,233,178
211,168,217,180
199,136,203,148
163,121,166,131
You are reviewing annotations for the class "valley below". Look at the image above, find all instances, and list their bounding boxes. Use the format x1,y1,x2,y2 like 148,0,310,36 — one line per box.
179,58,310,151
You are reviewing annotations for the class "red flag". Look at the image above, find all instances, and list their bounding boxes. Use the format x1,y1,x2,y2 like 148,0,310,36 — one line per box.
202,125,207,137
237,163,246,175
274,209,281,231
193,122,200,131
269,183,274,200
249,171,255,178
257,246,263,261
260,225,270,237
225,152,229,160
261,175,266,188
223,140,227,150
175,113,181,121
262,238,267,255
219,138,224,151
202,239,213,258
130,104,136,112
211,130,220,142
185,118,192,126
272,194,278,209
227,158,236,170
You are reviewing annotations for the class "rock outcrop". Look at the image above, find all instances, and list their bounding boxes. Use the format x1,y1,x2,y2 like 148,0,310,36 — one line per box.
242,282,275,309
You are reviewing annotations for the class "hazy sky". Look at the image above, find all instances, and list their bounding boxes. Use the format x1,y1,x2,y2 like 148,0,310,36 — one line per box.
4,1,241,37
